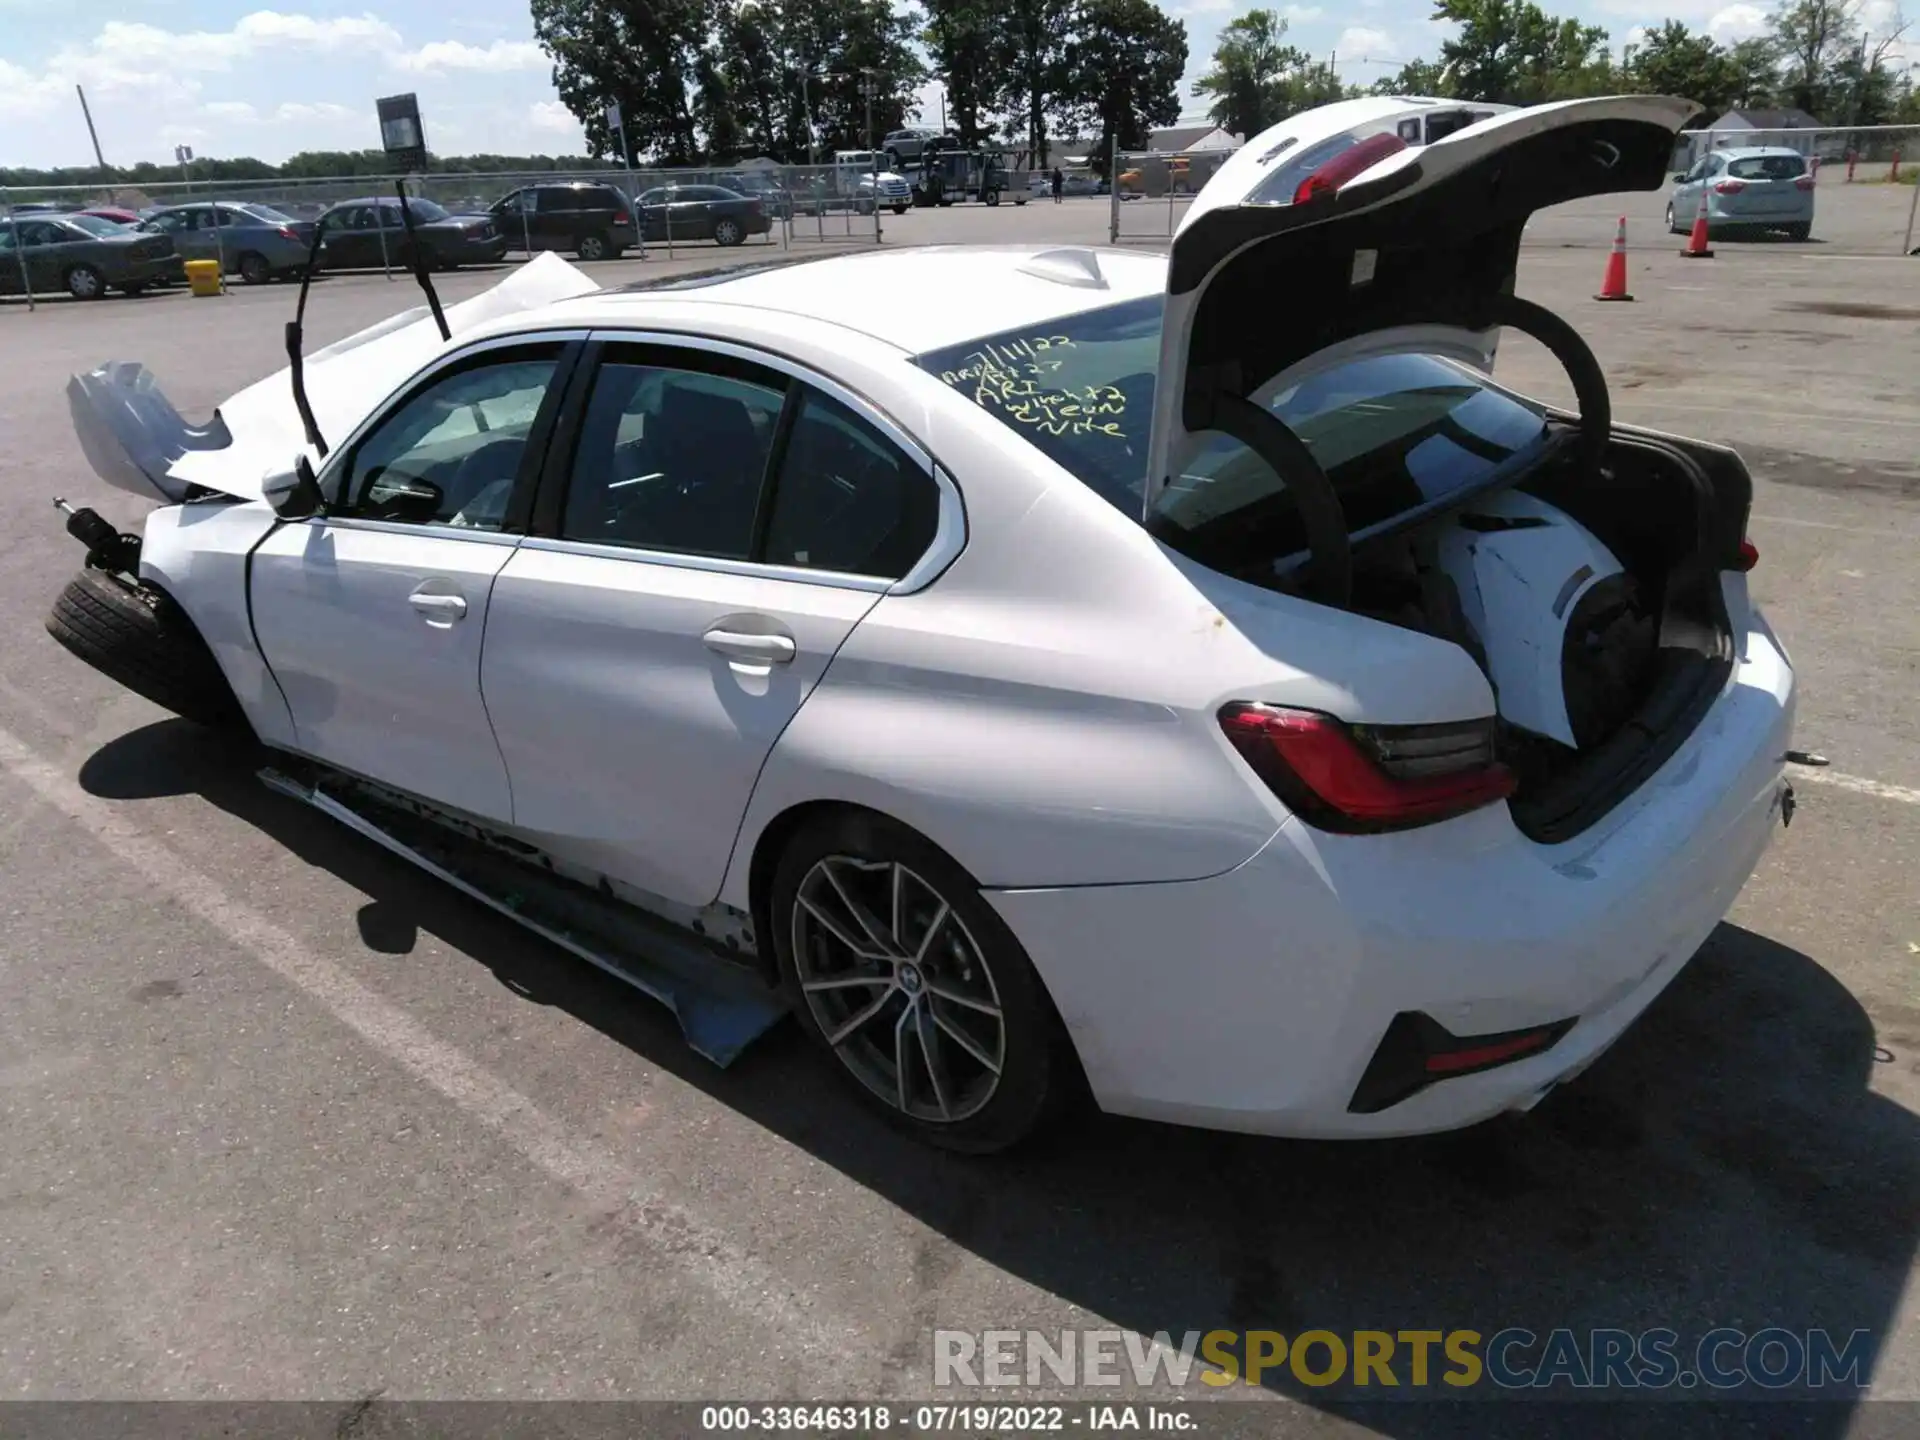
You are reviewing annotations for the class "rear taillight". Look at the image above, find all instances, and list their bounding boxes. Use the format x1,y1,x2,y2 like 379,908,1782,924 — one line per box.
1736,538,1759,572
614,210,630,225
1794,175,1815,191
1294,132,1407,205
1713,179,1746,194
1218,705,1515,833
277,226,299,240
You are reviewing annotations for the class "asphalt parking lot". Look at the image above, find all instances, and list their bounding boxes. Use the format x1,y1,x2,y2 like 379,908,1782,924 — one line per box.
2,194,1918,1435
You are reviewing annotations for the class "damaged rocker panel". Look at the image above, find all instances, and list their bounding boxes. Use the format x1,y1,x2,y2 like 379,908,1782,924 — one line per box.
257,764,785,1067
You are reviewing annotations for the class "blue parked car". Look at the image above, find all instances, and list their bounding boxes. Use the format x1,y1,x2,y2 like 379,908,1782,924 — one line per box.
1666,146,1816,241
136,202,318,284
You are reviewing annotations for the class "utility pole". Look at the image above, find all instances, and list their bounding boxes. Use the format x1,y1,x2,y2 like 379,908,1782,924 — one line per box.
75,85,108,173
863,68,880,243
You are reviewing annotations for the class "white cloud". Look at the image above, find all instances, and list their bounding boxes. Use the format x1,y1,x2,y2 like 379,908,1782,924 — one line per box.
1282,5,1325,19
528,99,578,133
1336,24,1396,58
393,39,548,74
272,101,356,122
203,100,260,121
1706,2,1771,41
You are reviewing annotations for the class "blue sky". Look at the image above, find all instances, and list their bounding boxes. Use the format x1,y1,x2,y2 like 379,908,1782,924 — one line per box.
0,0,1832,169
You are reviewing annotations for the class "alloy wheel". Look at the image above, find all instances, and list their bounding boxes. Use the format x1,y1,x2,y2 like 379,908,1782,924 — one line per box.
67,266,103,299
579,234,606,260
239,253,272,285
715,218,742,246
791,856,1006,1124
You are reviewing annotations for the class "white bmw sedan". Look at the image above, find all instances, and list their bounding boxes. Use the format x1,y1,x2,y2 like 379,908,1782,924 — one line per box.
50,96,1796,1151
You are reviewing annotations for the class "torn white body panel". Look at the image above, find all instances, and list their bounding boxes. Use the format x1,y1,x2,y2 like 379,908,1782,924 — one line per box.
69,253,600,506
1434,490,1624,748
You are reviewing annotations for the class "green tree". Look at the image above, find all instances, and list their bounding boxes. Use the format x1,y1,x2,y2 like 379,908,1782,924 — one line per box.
530,0,710,162
1062,0,1188,172
1430,0,1610,103
1625,21,1742,114
1723,37,1782,108
991,0,1076,163
1370,58,1451,95
923,0,998,145
1767,0,1861,116
1192,9,1311,138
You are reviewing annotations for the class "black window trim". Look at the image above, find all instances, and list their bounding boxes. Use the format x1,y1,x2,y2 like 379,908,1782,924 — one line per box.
522,327,965,594
308,331,588,537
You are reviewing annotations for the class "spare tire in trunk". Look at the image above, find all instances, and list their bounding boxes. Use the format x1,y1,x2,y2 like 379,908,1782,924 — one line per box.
45,568,244,730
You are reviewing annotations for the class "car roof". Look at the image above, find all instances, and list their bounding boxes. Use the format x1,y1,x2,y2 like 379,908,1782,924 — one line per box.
1713,146,1807,158
500,244,1167,354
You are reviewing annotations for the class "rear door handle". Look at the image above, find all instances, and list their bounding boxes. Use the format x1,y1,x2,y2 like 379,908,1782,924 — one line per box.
702,628,795,664
408,590,468,624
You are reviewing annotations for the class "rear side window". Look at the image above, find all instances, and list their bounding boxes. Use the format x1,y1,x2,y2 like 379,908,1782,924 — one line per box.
762,391,939,579
1727,154,1805,180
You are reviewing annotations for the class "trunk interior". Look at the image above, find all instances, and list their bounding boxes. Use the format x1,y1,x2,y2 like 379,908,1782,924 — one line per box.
1346,429,1745,844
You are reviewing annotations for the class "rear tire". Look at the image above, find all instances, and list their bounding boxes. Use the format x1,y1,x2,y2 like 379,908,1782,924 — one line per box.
117,283,147,296
238,251,272,285
45,569,244,730
577,232,608,261
1785,222,1811,241
771,810,1074,1153
713,217,744,247
985,188,1000,207
66,265,105,300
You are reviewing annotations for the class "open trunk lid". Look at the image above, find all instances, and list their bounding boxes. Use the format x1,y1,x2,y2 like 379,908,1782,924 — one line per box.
1143,94,1700,509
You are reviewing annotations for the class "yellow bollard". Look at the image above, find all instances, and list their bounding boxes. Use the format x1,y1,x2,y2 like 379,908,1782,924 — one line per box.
184,259,223,297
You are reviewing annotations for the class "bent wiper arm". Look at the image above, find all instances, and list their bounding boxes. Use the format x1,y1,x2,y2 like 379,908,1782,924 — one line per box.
286,211,332,457
395,180,451,343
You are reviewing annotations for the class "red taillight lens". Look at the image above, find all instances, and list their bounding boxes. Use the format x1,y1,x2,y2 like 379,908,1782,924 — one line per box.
277,226,299,240
614,210,630,225
1713,179,1746,194
1218,705,1516,833
1424,1029,1557,1074
1794,175,1815,191
1736,538,1759,572
1293,132,1408,206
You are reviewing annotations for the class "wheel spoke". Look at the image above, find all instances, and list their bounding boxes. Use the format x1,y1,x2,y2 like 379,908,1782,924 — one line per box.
933,1006,1002,1076
890,863,907,950
913,900,951,964
894,1004,915,1113
797,892,886,962
925,980,1001,1019
802,972,893,994
824,985,898,1047
821,860,896,955
916,1006,953,1120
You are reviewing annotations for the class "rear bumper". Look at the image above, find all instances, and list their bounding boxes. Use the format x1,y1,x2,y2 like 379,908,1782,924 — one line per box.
989,611,1796,1138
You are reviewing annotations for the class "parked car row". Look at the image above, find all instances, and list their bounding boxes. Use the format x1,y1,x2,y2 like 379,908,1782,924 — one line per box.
0,214,184,299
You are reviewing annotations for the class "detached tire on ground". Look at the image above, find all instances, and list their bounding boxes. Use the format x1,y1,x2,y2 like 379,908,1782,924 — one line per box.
770,810,1078,1153
45,568,243,730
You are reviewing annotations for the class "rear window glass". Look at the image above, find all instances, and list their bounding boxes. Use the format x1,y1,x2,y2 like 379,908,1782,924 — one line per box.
912,295,1552,558
1726,154,1806,179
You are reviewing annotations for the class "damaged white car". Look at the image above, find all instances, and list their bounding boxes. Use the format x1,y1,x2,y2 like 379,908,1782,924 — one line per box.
48,97,1798,1152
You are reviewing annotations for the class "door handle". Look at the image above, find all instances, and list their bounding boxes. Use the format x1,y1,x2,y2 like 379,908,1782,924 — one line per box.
702,628,795,664
408,590,468,622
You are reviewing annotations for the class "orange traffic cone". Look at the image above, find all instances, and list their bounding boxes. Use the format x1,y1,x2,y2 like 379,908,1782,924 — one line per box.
1594,215,1633,301
1680,186,1714,258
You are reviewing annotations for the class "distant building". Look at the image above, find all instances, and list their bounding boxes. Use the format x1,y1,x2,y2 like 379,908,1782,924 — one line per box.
1148,125,1243,154
1703,107,1824,134
1673,107,1828,168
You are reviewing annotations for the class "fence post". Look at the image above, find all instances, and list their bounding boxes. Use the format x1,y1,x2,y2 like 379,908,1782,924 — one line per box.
3,194,37,311
1905,168,1919,255
1892,149,1903,184
1108,136,1119,245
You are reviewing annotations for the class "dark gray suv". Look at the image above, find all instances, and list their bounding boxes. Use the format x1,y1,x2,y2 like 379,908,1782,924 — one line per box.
489,183,638,260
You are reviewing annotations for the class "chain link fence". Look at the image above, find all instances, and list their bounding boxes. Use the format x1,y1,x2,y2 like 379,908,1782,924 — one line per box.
1107,147,1237,245
1,161,898,264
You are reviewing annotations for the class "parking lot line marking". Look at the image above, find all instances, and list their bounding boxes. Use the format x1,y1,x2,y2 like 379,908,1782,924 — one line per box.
1794,767,1920,807
0,721,868,1374
1750,513,1920,537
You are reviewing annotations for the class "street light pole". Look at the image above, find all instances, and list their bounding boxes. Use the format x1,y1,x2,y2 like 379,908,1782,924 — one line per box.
864,69,880,243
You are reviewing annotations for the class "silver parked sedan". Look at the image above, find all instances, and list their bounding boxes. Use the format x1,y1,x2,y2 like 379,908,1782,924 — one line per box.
1666,146,1816,240
136,202,317,284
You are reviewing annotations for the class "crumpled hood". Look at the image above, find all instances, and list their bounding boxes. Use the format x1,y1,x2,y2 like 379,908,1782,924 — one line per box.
69,252,599,506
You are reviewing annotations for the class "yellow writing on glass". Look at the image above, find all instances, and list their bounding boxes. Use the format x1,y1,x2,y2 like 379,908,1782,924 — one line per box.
941,336,1127,440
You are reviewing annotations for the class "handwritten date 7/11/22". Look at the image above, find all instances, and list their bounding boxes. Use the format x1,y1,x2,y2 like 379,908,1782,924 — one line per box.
939,335,1129,441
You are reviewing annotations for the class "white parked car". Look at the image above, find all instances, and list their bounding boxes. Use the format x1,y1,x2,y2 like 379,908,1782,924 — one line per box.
50,96,1796,1152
